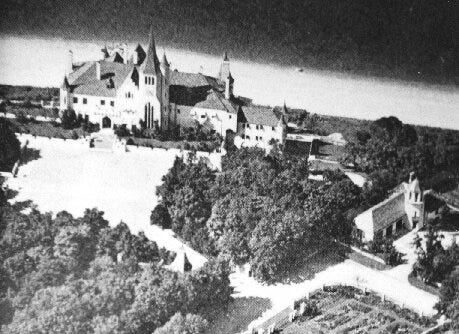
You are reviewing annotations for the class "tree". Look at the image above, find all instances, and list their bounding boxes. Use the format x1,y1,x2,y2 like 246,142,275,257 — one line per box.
153,313,208,334
0,118,20,172
61,109,78,129
150,203,172,229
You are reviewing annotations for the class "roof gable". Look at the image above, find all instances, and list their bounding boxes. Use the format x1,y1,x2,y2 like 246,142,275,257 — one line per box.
68,61,134,97
240,106,283,127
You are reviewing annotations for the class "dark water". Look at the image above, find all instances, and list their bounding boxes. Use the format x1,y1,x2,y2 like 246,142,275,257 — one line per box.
0,0,457,85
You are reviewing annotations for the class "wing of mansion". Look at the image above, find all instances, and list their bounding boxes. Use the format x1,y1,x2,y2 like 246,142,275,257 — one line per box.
60,26,287,148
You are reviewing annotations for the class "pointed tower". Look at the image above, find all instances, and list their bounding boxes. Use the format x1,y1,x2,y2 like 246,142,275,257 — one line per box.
160,51,171,130
143,25,161,75
218,52,231,82
140,25,164,130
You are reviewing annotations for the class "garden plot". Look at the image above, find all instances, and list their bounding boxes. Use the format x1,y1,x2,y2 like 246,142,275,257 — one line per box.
280,286,435,334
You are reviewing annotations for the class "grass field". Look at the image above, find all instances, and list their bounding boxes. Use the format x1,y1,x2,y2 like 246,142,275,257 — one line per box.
260,285,436,334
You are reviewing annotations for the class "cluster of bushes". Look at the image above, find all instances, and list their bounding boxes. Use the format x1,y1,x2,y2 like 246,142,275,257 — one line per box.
60,109,99,132
116,121,223,152
366,238,404,266
152,147,363,283
0,201,233,333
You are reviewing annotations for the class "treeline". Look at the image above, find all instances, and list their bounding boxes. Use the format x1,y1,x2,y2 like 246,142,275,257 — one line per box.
0,85,58,102
1,0,457,84
0,203,232,333
154,148,362,282
345,116,459,206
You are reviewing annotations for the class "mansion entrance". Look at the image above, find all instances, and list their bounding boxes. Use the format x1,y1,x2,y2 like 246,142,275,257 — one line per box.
102,116,112,128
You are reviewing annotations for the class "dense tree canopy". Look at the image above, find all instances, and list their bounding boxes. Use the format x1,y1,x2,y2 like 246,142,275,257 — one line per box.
0,202,232,333
156,148,362,282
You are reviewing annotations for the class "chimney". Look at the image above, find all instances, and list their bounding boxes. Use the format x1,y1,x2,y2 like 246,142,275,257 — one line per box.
67,50,73,76
123,44,128,64
132,51,138,65
96,61,101,80
409,171,415,183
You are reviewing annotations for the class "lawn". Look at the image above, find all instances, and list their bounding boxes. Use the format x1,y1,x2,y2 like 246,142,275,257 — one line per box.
260,285,436,334
5,135,207,269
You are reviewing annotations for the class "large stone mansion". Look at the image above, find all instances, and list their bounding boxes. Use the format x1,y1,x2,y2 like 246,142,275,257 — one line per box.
60,26,287,148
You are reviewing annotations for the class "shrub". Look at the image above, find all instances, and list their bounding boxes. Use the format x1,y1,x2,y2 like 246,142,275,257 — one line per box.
114,124,130,137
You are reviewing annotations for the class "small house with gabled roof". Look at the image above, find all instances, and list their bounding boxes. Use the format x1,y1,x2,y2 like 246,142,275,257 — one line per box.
355,172,426,242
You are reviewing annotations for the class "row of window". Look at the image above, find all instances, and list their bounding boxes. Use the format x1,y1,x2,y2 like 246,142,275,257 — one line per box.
242,123,275,131
242,135,264,141
145,76,155,85
125,92,133,99
73,96,114,107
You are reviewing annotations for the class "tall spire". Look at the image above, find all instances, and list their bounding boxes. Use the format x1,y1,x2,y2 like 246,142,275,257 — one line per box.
143,24,161,74
161,50,169,67
282,100,288,114
218,51,230,81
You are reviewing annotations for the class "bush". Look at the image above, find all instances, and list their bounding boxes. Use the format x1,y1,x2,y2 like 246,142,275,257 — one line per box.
114,124,130,137
367,238,404,266
302,300,319,317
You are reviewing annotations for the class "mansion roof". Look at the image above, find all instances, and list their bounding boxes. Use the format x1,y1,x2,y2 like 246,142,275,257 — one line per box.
239,106,285,127
65,61,134,97
370,191,406,231
169,71,238,113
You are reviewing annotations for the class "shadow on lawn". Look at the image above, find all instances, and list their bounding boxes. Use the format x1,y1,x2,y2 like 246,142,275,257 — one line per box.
282,247,346,284
20,146,41,166
205,297,272,334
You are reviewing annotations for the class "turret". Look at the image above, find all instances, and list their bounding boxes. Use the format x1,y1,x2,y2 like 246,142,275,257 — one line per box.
101,45,109,60
66,50,73,76
132,44,146,65
218,52,230,82
225,71,234,99
404,172,425,229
